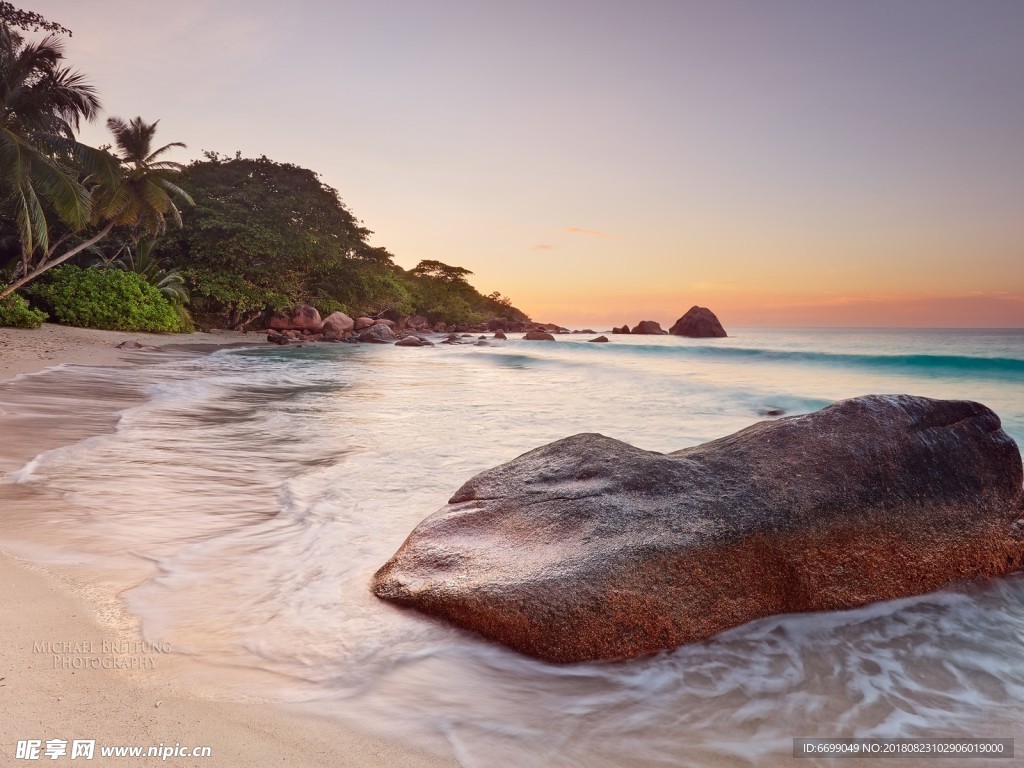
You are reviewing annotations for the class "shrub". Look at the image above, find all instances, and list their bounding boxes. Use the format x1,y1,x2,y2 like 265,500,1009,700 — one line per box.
0,293,48,328
27,266,188,332
315,296,350,318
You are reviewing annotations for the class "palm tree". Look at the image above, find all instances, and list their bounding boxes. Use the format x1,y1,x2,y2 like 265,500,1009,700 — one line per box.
0,24,99,269
0,115,193,298
98,116,193,245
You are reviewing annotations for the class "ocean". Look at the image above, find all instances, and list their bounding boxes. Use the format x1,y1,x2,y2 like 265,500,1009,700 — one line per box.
3,327,1024,767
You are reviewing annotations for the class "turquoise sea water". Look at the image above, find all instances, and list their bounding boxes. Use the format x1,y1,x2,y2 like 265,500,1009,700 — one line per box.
3,327,1024,766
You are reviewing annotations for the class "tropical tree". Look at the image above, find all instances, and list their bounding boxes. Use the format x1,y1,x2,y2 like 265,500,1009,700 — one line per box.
409,259,473,285
0,21,100,277
97,116,192,245
0,115,193,298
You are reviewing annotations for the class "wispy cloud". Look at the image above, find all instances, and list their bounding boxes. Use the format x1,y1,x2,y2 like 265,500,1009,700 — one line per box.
532,244,555,251
566,227,608,238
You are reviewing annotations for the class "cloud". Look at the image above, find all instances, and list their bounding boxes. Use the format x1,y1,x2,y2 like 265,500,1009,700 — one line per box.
531,244,555,251
566,227,608,238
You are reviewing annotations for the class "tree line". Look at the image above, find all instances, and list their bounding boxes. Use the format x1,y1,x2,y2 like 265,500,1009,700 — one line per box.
0,4,527,330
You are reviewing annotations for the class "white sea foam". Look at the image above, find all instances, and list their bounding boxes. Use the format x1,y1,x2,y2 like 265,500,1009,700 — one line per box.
4,329,1024,766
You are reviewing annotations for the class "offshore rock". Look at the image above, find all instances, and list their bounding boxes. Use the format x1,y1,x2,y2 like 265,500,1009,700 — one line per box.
373,395,1024,663
669,306,727,338
612,324,631,334
523,331,556,341
395,335,432,347
588,335,610,343
631,320,668,335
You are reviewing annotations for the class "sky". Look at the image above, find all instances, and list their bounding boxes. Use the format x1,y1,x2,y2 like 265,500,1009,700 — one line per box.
31,0,1024,327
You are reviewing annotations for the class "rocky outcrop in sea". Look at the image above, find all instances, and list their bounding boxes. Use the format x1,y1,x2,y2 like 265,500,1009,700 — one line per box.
670,306,727,337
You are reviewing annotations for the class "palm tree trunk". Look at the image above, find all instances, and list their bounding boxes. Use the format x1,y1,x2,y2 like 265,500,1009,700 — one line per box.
0,221,115,299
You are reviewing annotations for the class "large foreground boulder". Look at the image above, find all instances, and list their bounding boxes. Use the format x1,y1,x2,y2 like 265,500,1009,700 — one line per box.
373,395,1024,663
670,305,726,337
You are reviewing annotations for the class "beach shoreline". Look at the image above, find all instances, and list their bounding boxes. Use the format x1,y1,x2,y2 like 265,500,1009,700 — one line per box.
0,324,455,767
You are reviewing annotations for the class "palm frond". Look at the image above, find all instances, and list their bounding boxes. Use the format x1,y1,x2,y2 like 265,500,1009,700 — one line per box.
142,160,186,173
22,145,92,229
72,140,121,187
16,174,57,258
153,176,194,206
144,141,187,164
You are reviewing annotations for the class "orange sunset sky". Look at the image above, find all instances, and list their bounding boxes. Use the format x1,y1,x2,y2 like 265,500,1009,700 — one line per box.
34,0,1024,328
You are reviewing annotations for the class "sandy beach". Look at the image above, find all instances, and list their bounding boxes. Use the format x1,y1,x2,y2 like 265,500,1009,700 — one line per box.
0,324,454,768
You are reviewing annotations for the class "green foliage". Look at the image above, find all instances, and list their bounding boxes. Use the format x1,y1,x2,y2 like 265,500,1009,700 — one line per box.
162,154,373,309
162,154,422,323
158,154,529,326
27,265,188,332
0,21,98,259
181,267,289,314
314,296,350,318
402,260,524,324
0,292,46,327
92,238,189,305
409,259,473,284
338,267,414,318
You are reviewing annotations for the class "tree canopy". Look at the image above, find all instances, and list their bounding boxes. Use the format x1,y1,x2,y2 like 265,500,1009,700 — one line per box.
410,260,473,284
0,23,99,259
1,6,529,327
155,154,528,327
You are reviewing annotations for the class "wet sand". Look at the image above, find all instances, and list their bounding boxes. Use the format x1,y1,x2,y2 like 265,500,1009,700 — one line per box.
0,324,455,767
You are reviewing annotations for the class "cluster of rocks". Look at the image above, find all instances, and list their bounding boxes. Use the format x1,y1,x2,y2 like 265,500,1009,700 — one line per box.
373,394,1024,663
612,306,727,337
265,306,534,347
612,320,668,335
262,304,727,347
267,308,391,344
417,317,605,337
263,305,596,347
